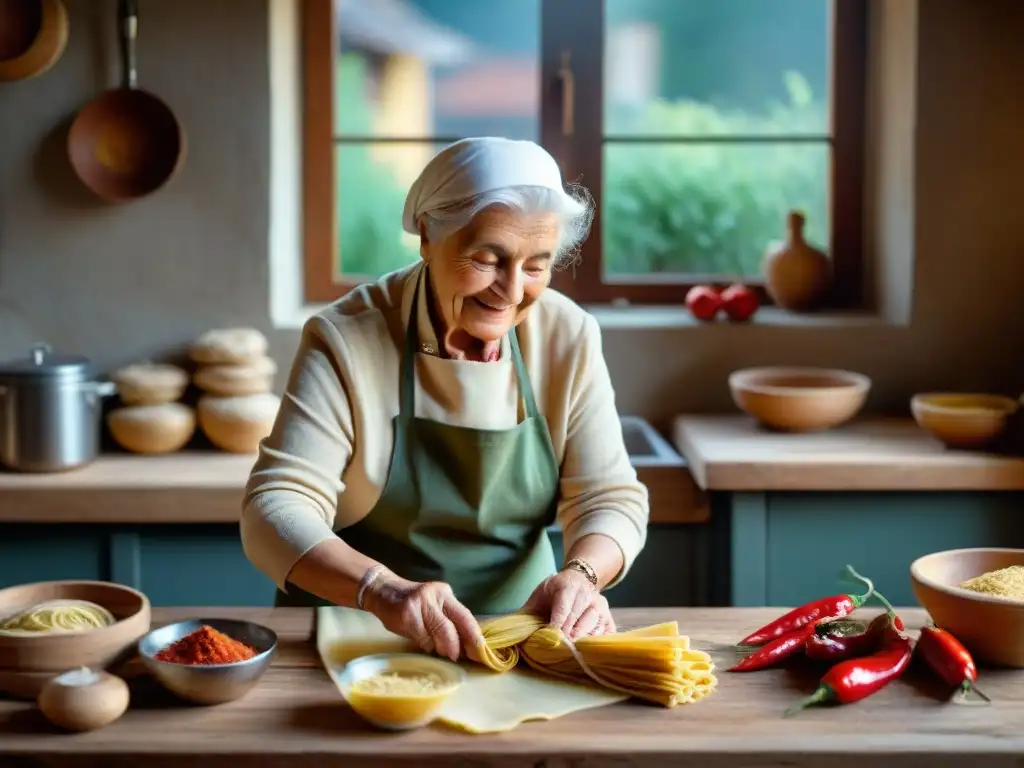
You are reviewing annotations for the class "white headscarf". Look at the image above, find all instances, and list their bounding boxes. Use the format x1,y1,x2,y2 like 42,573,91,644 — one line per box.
401,137,566,235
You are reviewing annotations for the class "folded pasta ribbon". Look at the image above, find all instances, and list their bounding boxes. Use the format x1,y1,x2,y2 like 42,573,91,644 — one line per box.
474,613,717,707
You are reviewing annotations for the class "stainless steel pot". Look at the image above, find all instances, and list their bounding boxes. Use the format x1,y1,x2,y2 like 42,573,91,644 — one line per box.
0,343,117,472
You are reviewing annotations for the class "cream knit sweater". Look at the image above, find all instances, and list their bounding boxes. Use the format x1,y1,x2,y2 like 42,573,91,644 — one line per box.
240,262,649,591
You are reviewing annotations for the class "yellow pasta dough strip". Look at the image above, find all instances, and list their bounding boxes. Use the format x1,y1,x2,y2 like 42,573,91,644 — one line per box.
316,608,718,732
316,607,625,734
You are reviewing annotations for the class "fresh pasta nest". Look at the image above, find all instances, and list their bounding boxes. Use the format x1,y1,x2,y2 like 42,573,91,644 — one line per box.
0,599,115,636
475,613,716,707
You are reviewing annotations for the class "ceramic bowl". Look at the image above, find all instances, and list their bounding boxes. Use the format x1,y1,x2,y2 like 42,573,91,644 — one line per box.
910,547,1024,667
728,366,871,432
0,580,151,674
334,653,465,731
137,618,277,705
911,393,1018,449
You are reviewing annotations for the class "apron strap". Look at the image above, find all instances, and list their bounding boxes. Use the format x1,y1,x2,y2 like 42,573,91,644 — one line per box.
508,328,540,420
401,267,542,422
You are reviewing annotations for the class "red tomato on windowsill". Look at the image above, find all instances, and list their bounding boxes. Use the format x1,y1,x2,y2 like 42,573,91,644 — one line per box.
721,284,759,322
684,285,722,322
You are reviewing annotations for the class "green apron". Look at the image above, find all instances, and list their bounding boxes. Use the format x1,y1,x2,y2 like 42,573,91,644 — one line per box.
276,269,560,614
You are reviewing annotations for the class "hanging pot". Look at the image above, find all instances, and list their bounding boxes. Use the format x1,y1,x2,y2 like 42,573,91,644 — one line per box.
0,0,69,82
67,0,186,202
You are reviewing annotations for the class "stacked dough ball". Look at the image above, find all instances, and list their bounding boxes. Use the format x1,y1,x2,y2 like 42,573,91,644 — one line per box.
107,363,195,454
189,328,281,454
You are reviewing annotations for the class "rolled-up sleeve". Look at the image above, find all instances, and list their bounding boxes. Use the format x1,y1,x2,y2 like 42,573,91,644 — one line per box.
556,314,649,586
240,317,353,590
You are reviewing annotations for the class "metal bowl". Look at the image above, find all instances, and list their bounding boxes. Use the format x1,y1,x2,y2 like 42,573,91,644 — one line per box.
137,618,277,705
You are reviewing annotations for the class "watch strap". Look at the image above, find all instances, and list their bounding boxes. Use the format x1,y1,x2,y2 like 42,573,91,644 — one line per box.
563,558,599,588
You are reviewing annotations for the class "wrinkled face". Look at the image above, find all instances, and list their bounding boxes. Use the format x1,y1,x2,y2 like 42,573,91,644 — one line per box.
421,207,560,345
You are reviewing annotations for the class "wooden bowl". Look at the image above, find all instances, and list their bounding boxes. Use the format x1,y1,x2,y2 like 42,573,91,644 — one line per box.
910,548,1024,668
0,581,151,673
911,393,1018,449
728,366,871,432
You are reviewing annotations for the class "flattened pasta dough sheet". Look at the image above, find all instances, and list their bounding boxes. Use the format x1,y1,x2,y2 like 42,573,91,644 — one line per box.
316,606,626,733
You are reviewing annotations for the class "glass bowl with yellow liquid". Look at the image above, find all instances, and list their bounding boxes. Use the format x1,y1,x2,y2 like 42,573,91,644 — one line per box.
335,653,465,731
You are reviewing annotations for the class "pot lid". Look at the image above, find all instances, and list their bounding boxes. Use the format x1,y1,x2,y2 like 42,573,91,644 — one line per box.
0,343,94,379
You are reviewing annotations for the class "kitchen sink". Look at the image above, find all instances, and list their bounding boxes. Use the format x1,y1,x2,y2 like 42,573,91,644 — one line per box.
620,416,686,467
545,417,695,534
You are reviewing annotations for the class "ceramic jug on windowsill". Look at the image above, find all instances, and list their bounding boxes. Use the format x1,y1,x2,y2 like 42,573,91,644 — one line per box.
761,210,831,312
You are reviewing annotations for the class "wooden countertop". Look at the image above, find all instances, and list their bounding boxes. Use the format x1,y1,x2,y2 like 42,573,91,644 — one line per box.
673,415,1024,492
0,606,1020,767
0,453,256,524
0,452,705,525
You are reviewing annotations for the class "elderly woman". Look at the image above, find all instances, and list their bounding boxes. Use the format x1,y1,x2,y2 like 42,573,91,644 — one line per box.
241,137,648,661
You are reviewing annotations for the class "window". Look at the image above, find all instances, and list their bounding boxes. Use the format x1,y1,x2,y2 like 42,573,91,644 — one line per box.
301,0,866,307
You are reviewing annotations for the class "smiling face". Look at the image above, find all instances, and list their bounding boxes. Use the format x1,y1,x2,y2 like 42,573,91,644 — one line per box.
421,206,560,355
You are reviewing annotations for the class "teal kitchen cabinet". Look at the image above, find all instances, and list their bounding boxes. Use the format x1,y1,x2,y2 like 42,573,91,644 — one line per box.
0,525,108,585
134,527,276,606
0,525,277,607
0,525,714,608
722,491,1024,607
550,526,713,608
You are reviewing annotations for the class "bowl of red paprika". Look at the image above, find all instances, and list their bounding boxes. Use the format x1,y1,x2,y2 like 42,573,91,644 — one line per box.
138,618,278,705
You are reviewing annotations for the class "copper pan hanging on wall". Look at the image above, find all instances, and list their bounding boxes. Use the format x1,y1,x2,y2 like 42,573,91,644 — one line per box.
67,0,185,202
0,0,69,81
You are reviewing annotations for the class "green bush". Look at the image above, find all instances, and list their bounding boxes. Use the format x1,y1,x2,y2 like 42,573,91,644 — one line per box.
603,71,829,278
334,55,420,277
333,62,828,281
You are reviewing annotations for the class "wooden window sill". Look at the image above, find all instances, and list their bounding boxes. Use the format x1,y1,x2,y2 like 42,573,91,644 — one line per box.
584,305,901,330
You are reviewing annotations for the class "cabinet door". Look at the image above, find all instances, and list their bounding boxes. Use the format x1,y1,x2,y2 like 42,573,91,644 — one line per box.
0,524,106,588
764,492,1024,607
548,526,712,608
137,525,277,607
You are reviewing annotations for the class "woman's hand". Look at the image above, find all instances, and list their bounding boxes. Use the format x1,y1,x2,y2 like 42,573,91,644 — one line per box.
522,569,616,639
363,574,485,662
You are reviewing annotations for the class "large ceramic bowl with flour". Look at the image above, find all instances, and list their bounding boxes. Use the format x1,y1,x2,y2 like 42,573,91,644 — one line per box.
911,548,1024,668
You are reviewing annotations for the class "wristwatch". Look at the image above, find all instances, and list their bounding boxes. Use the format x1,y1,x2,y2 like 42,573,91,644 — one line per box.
563,558,599,588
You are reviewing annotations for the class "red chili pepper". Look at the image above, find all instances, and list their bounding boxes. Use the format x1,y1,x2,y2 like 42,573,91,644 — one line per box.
784,616,914,716
868,589,906,632
739,565,875,646
805,613,886,662
917,625,991,703
729,625,816,672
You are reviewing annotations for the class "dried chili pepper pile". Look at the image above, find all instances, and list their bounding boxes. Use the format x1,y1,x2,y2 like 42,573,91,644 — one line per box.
728,564,991,714
154,624,258,665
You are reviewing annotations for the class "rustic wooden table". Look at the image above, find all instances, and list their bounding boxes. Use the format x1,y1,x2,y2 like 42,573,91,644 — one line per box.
0,607,1020,767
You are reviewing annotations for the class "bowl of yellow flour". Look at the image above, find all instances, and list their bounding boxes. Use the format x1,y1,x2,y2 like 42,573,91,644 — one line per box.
911,547,1024,667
